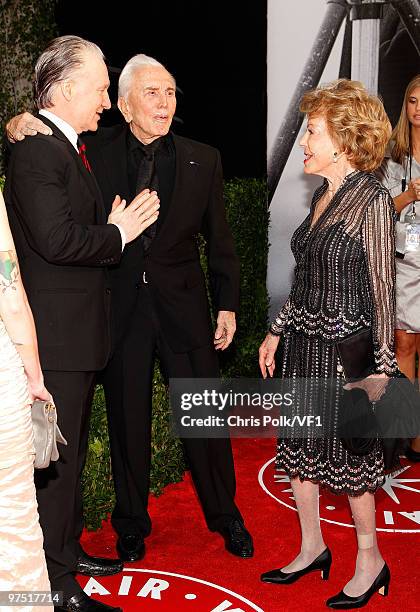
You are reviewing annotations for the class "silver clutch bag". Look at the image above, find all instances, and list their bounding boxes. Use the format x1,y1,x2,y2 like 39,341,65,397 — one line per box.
32,400,68,469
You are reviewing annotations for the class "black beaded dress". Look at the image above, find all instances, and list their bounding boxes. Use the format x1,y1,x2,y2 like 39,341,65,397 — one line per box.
270,171,398,496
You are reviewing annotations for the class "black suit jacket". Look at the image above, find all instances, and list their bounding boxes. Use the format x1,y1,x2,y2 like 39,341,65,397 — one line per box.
4,116,122,370
85,125,240,353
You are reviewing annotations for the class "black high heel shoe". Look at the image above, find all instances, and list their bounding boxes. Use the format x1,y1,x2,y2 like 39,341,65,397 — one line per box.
326,563,390,609
260,547,332,585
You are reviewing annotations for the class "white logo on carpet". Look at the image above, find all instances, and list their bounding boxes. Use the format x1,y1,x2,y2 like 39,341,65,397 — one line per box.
259,457,420,533
83,569,264,611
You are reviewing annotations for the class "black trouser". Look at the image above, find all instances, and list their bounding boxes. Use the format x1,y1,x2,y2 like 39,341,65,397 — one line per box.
102,283,242,538
35,370,96,600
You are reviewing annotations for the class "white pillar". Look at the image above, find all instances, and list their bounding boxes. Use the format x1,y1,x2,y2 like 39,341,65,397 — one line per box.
351,17,381,93
350,0,389,94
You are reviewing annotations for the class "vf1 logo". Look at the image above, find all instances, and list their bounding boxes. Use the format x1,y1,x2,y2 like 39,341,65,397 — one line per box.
81,569,263,611
259,456,420,533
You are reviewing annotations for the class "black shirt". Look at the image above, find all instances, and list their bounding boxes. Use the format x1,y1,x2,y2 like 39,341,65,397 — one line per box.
127,130,176,234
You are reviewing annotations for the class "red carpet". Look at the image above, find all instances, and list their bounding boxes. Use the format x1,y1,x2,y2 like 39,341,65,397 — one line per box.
80,439,420,611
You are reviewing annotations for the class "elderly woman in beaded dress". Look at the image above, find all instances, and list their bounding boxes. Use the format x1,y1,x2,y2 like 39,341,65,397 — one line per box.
259,80,396,609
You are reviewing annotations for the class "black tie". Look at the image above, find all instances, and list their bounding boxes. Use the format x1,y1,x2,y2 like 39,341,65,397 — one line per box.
135,139,161,250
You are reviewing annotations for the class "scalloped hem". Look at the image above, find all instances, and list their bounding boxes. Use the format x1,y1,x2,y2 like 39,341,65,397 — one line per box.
275,466,385,497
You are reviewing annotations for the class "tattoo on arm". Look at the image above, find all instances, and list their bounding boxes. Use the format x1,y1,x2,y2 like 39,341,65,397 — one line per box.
0,250,20,293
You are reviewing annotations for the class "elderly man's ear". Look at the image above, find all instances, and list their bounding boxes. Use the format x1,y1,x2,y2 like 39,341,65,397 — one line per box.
60,80,73,102
117,97,132,124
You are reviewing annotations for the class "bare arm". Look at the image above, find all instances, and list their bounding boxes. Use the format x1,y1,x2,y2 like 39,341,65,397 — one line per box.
392,177,420,213
377,158,420,214
0,192,50,402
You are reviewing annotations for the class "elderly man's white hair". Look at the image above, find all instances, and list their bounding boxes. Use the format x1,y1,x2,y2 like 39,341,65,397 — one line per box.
118,54,176,99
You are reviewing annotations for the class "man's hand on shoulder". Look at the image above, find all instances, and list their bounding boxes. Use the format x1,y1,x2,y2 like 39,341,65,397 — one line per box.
6,112,52,143
214,310,236,351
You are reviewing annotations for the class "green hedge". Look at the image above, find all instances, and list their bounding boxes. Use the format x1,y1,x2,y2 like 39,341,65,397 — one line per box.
0,0,57,174
220,178,270,377
82,177,268,529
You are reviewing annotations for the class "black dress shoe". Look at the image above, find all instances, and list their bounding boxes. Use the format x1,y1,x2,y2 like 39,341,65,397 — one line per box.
405,445,420,463
56,592,122,611
261,547,332,584
326,563,390,609
220,519,254,558
76,551,123,576
116,534,145,562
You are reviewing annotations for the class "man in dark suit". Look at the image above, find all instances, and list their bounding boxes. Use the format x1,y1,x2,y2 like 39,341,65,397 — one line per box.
5,38,159,612
7,53,253,564
88,54,253,563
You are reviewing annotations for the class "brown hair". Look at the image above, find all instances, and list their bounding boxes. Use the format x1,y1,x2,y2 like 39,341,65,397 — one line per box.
390,74,420,165
300,79,391,172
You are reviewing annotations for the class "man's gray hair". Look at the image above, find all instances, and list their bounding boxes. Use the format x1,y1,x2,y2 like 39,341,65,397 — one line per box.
118,54,175,99
34,35,104,110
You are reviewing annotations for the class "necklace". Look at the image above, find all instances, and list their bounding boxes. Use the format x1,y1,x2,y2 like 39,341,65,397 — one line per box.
311,171,356,230
327,169,355,195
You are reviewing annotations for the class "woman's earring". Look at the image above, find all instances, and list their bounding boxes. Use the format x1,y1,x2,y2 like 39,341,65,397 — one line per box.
333,152,338,163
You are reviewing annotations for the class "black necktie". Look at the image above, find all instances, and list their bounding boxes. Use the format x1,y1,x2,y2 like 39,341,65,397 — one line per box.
135,139,162,251
77,138,91,173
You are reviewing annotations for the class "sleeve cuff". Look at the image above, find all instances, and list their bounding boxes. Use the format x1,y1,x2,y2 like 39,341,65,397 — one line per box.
374,346,398,375
110,223,126,251
269,323,283,336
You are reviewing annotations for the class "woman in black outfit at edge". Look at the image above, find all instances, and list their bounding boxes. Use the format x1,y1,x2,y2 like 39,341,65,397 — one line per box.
259,80,397,609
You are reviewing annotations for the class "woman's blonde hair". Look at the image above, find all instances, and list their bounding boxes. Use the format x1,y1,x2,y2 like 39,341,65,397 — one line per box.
300,79,391,172
390,74,420,165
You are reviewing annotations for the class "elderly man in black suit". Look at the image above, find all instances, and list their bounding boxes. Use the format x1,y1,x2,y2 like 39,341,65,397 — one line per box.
7,53,253,565
5,37,159,612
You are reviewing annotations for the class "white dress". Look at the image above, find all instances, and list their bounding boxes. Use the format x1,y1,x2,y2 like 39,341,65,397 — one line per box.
0,318,52,611
381,155,420,332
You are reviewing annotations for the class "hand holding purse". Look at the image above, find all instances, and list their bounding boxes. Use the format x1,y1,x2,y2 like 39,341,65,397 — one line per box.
32,399,67,469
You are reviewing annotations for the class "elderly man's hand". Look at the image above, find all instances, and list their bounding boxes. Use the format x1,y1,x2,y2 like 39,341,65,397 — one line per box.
258,332,279,379
214,311,236,350
6,112,52,143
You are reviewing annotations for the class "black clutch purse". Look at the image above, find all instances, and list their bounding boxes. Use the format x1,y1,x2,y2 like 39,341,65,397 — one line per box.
336,329,377,456
335,328,375,381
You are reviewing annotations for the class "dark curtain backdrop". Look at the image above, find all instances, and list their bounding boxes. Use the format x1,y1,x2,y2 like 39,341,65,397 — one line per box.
55,0,267,179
